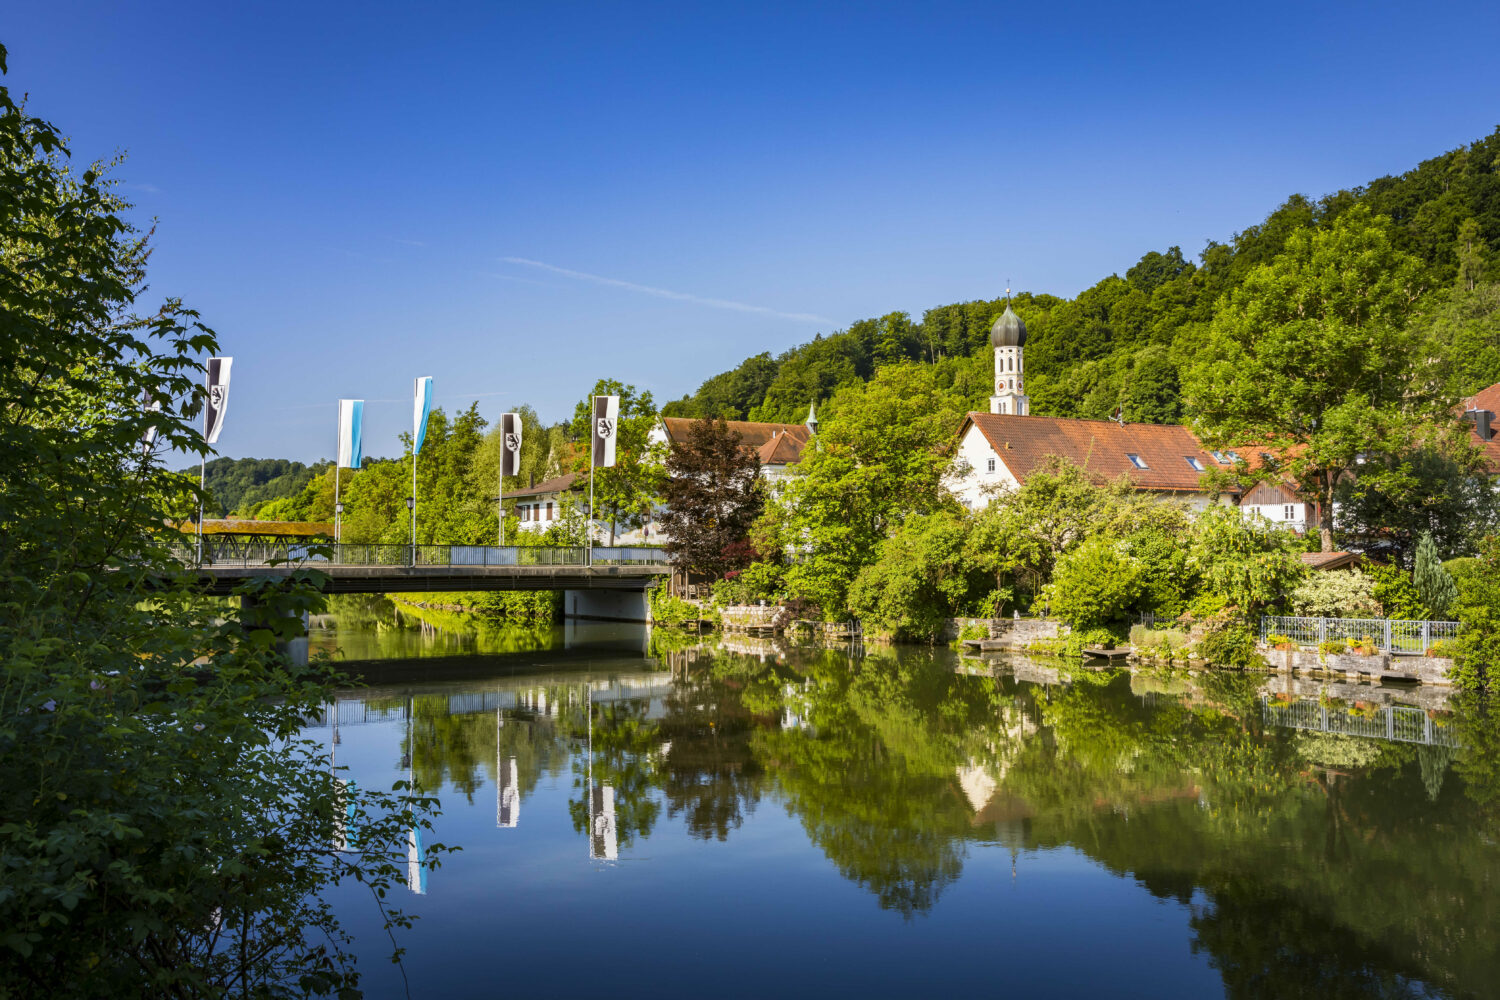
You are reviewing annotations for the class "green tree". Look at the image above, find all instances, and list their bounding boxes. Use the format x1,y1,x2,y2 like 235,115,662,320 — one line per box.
758,363,967,616
1185,206,1437,550
847,510,988,641
1044,535,1145,627
1414,531,1459,619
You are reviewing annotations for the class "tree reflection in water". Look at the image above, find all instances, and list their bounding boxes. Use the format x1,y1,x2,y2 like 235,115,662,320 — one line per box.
345,635,1500,997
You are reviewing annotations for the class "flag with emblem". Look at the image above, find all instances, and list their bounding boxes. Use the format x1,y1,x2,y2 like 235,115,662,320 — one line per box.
500,412,522,478
591,395,619,468
412,376,433,455
204,357,233,445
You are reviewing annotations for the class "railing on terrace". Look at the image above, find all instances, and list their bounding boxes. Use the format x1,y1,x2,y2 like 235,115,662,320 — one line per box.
169,538,670,570
1261,696,1461,748
1260,615,1459,655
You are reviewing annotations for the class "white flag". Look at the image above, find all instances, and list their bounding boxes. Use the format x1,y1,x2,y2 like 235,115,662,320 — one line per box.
337,399,364,469
591,395,619,468
204,357,232,445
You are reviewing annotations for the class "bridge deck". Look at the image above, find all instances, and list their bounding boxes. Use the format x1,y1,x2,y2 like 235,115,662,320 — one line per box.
178,542,671,595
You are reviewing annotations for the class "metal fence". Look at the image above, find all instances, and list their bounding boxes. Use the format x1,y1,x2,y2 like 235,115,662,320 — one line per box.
1260,615,1459,655
1262,696,1461,748
172,539,669,569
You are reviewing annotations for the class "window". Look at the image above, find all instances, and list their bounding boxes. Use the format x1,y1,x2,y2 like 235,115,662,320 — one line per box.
1185,456,1205,472
1127,454,1148,469
986,457,996,473
1211,450,1228,464
1225,450,1241,463
546,501,554,521
520,505,529,522
1284,504,1295,521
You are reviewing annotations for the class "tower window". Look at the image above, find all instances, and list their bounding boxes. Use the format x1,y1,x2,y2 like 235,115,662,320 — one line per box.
1127,454,1148,469
987,458,996,473
1185,456,1205,471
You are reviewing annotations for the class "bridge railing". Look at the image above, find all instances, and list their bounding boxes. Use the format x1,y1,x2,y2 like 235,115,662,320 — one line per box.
173,538,670,569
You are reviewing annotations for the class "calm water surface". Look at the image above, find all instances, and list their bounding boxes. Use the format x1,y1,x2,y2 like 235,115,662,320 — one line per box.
304,613,1500,999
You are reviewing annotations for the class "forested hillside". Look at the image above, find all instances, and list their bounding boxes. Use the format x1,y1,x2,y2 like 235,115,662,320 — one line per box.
189,456,323,516
662,127,1500,425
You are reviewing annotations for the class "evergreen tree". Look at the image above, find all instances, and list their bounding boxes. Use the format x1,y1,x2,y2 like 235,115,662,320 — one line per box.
1414,531,1459,619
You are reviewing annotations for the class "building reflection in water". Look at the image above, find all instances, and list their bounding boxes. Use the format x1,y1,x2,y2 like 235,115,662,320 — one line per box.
496,710,519,828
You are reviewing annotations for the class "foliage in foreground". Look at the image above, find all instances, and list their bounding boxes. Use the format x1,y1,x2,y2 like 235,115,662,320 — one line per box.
0,57,442,995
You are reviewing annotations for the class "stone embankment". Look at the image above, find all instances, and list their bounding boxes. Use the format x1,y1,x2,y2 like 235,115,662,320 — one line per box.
1258,645,1455,685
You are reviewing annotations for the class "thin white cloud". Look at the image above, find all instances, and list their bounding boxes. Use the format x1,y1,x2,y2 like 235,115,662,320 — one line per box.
392,238,427,247
500,256,833,325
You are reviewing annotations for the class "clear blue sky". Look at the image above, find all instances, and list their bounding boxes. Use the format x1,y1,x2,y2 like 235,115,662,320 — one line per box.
9,2,1499,463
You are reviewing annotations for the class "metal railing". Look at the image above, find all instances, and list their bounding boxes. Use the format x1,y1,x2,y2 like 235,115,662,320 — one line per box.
1260,615,1459,655
1262,696,1461,748
172,538,669,570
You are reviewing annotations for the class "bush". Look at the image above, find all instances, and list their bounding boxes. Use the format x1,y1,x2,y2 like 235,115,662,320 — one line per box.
1197,622,1266,669
1045,536,1144,628
650,587,706,628
1368,561,1425,619
1289,568,1381,619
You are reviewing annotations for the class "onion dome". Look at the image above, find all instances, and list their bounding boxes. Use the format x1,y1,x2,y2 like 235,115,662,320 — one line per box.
990,304,1027,348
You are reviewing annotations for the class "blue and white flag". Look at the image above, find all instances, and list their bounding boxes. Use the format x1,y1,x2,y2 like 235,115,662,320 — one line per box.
337,399,364,469
412,376,433,456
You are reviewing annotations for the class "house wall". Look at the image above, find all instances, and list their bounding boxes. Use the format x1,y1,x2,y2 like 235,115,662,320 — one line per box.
946,422,1020,509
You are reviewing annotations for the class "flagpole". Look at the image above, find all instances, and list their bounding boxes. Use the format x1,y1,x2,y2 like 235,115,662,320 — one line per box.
334,462,341,545
411,446,418,568
587,397,596,568
196,370,207,565
497,434,504,548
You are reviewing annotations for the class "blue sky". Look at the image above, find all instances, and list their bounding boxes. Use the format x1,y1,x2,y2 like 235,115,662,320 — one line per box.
9,2,1499,463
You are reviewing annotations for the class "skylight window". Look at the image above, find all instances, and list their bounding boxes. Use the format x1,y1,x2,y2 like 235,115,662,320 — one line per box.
1225,450,1241,463
1127,454,1148,469
1185,456,1206,472
1211,450,1228,464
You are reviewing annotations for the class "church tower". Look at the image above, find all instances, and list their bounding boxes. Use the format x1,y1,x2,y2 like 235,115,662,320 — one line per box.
989,303,1029,415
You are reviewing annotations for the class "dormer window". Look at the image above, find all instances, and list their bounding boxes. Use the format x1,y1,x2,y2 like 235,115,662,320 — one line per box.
1127,454,1148,469
1185,456,1205,472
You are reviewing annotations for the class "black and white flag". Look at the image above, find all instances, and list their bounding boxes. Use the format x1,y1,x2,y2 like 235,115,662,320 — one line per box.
204,357,233,445
591,395,619,468
140,392,162,455
500,412,523,478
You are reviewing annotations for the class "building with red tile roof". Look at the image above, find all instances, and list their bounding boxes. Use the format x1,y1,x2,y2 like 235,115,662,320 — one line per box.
1463,382,1500,472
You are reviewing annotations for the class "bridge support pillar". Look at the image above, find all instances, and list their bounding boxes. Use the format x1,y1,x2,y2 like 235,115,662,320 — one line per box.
240,592,311,667
563,588,652,623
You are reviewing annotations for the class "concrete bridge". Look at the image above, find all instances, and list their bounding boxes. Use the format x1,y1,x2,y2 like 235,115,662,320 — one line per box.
184,540,671,621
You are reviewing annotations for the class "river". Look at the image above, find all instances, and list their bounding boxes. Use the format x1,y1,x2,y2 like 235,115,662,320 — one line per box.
302,607,1500,999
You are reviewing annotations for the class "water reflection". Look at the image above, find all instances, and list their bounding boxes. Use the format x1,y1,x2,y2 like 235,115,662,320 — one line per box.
306,617,1500,998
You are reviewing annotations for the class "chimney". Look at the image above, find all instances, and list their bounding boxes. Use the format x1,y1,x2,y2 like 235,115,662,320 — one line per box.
529,472,536,488
1465,408,1494,441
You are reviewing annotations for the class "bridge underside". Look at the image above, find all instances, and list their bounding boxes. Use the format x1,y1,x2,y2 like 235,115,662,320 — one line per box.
196,565,667,598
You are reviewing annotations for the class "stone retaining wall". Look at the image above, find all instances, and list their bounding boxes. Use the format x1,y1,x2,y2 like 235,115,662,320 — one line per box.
1259,645,1455,685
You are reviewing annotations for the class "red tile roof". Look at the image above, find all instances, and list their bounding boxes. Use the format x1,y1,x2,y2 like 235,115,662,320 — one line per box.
660,417,811,466
1300,551,1362,571
509,472,580,498
1464,383,1500,473
962,412,1229,493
